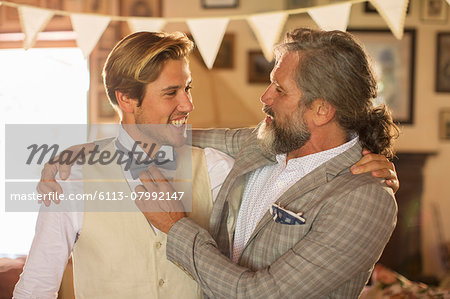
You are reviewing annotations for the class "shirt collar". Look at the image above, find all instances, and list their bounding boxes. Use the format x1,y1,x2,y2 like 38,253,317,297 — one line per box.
275,136,359,175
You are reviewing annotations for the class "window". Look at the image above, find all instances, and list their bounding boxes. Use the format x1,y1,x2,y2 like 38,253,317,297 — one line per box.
0,47,89,256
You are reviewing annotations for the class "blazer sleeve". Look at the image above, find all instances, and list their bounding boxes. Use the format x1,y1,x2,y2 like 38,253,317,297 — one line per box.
166,183,397,298
190,128,255,159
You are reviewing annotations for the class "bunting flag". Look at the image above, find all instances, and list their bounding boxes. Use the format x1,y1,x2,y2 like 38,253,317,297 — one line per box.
70,13,111,57
307,2,352,32
247,12,288,62
2,0,448,62
369,0,409,39
187,18,229,69
127,18,166,33
19,6,54,49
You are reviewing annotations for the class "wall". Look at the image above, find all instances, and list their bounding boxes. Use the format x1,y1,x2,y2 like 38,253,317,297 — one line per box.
163,0,450,277
1,0,448,279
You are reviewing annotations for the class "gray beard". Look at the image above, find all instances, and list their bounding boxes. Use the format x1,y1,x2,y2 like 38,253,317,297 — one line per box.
257,118,311,155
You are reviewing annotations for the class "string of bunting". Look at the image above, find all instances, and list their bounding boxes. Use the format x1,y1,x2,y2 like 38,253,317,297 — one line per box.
0,0,422,68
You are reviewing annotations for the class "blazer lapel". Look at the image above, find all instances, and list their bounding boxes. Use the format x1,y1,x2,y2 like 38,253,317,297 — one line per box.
241,142,363,254
209,134,276,239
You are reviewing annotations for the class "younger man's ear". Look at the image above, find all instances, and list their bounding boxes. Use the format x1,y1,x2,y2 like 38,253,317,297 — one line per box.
311,98,336,126
115,90,136,113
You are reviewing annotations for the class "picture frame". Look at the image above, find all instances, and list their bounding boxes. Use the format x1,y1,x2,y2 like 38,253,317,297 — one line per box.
421,0,448,23
439,109,450,140
364,2,410,14
285,0,315,9
436,32,450,92
247,51,274,84
349,29,416,124
202,0,238,9
121,0,162,17
213,34,235,69
84,0,114,15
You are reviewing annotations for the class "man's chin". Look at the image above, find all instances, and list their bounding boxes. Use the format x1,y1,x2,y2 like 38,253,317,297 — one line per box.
167,125,187,146
257,124,276,155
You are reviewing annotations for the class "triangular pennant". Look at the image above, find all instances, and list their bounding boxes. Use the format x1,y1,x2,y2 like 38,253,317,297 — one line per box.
19,6,54,49
187,18,229,69
369,0,409,39
247,12,288,62
70,13,111,57
127,18,166,33
307,3,352,32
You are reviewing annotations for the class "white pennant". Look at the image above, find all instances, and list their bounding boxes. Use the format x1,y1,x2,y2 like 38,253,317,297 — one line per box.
187,18,229,69
19,6,54,49
247,12,288,62
369,0,409,39
70,13,111,57
308,3,352,32
127,18,166,33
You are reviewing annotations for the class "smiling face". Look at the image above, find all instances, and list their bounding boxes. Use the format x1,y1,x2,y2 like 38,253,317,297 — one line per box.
257,51,311,155
132,58,194,147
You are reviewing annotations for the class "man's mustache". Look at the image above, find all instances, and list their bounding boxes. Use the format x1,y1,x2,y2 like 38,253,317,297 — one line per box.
262,106,274,118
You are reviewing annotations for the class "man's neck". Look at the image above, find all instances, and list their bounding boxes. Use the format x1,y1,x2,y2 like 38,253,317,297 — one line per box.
286,128,348,162
120,123,163,158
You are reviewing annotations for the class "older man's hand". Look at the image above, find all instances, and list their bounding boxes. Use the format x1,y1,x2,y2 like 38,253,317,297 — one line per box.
135,167,186,234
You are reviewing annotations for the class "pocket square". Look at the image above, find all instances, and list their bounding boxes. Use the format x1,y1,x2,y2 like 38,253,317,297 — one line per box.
270,203,305,225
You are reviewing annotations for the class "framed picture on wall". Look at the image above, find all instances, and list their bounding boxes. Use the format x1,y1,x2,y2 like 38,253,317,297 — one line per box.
84,0,114,15
436,32,450,92
439,109,450,140
285,0,315,9
248,51,274,84
202,0,238,9
349,29,416,124
213,34,235,69
364,2,410,14
121,0,162,17
421,0,448,23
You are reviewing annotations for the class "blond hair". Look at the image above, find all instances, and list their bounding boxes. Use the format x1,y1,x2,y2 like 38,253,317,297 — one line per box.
103,31,194,107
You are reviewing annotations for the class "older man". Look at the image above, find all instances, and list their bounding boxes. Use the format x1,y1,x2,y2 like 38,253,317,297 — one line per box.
138,28,399,298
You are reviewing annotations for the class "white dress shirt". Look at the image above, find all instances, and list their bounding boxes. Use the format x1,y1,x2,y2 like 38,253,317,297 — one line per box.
13,127,234,299
231,137,359,263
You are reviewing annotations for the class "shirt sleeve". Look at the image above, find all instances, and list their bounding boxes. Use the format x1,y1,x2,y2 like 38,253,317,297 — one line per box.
203,147,235,202
13,166,84,299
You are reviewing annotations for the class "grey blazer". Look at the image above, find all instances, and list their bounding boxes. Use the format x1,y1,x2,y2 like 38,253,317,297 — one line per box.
167,128,397,298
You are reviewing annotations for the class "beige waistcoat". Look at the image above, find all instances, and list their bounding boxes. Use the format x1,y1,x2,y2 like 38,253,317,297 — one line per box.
72,142,211,299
